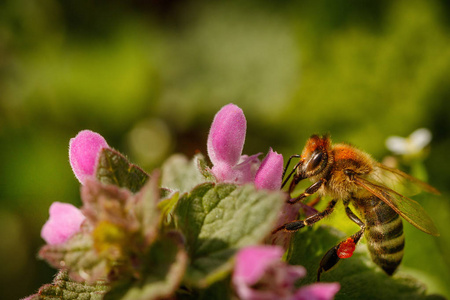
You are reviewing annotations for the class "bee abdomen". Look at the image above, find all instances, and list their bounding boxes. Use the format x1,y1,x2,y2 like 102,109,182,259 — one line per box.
364,201,404,275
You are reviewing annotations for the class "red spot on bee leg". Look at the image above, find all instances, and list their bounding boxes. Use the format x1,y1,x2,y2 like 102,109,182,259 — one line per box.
337,237,356,259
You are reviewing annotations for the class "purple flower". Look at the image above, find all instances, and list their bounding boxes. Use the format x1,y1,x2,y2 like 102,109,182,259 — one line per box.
268,201,318,249
41,202,86,245
207,104,247,171
207,104,283,189
293,283,341,300
233,245,340,300
69,130,109,184
266,201,302,249
255,148,283,190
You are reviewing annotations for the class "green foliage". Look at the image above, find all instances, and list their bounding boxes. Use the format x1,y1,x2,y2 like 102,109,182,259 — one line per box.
161,153,212,194
288,226,447,300
104,234,188,300
26,270,109,300
39,177,160,284
174,183,285,287
36,149,286,299
96,148,149,193
177,278,234,300
38,229,101,283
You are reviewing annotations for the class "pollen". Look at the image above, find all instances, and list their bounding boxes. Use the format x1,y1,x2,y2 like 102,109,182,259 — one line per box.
337,237,356,259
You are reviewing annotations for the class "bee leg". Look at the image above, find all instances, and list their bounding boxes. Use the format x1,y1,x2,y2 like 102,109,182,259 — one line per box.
343,205,366,246
288,178,326,204
345,206,366,233
317,244,340,282
316,206,365,281
272,199,337,233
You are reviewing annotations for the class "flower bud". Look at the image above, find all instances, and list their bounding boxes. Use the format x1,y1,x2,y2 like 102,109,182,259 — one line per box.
41,202,85,245
254,148,283,190
69,130,109,184
207,103,247,167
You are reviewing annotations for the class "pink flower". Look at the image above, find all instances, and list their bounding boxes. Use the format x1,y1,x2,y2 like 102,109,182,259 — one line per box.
293,283,341,300
41,202,86,245
233,245,340,300
207,104,247,171
207,104,283,190
266,201,302,249
255,148,283,190
69,130,109,184
268,201,318,249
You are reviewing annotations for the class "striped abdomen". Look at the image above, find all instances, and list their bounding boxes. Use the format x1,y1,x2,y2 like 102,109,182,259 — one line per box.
360,197,405,275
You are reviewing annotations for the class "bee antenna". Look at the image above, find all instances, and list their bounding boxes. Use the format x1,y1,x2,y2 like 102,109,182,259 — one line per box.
281,154,301,189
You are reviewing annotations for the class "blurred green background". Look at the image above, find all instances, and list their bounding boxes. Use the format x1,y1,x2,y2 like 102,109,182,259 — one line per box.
1,0,450,299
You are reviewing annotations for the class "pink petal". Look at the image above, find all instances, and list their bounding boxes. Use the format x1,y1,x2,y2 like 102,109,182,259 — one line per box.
233,245,307,300
254,148,284,190
285,264,307,286
293,283,340,300
69,130,109,184
210,162,235,182
235,288,281,300
233,245,284,286
41,202,86,245
235,153,262,183
299,201,319,217
207,104,247,167
212,153,261,184
267,201,301,249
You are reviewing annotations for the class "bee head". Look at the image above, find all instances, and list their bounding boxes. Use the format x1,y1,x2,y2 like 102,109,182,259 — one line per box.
297,134,331,179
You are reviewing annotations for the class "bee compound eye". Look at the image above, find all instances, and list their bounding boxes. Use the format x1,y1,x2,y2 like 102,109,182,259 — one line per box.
306,151,324,173
344,169,355,180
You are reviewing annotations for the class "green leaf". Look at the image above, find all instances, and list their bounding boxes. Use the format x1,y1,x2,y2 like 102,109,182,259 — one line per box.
40,179,157,284
104,233,188,300
81,179,138,230
174,183,285,287
134,171,162,246
96,148,149,193
80,181,143,282
287,226,446,300
195,153,216,182
161,153,210,193
38,229,109,283
176,277,233,300
158,192,180,229
33,270,109,300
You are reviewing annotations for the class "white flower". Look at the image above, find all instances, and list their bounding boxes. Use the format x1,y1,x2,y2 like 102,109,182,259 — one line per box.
385,128,432,155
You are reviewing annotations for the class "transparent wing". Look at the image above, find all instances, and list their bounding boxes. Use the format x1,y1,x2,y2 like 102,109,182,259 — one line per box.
371,163,440,196
354,176,439,236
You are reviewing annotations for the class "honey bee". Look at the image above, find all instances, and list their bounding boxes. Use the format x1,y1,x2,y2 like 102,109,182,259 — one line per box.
273,134,439,281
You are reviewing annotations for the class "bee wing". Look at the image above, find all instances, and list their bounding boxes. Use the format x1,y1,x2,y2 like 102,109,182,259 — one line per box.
353,176,439,236
372,163,440,196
